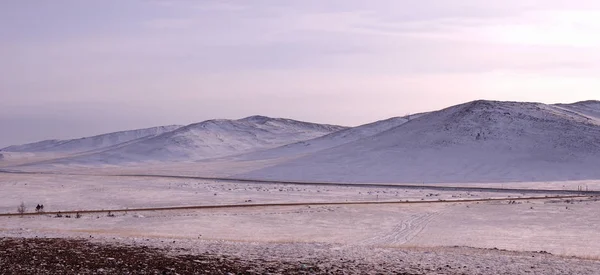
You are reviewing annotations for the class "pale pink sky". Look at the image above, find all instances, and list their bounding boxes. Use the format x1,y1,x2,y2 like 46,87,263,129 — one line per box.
1,0,600,147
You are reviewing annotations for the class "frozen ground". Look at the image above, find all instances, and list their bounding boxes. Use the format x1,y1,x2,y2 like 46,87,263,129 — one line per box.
4,200,600,258
1,173,600,262
1,173,554,213
3,237,600,275
7,158,600,192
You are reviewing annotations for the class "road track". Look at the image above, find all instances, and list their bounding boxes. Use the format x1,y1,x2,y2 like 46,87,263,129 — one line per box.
0,194,593,217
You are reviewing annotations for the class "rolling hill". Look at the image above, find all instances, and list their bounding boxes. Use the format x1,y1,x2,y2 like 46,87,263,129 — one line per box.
240,100,600,183
41,116,347,164
555,100,600,121
236,116,417,161
1,125,182,154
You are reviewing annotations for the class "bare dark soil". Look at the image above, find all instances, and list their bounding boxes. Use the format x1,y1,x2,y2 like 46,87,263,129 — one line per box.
0,238,417,275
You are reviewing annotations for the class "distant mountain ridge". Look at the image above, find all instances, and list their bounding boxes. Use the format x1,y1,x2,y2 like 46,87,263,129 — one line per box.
1,125,182,154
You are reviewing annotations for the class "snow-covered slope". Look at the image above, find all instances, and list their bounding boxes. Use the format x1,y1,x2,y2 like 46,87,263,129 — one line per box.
1,125,182,154
555,100,600,121
1,140,63,153
241,100,600,183
237,116,416,160
50,116,346,164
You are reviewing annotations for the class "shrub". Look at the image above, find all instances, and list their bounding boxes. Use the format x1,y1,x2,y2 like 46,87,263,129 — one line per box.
17,202,26,216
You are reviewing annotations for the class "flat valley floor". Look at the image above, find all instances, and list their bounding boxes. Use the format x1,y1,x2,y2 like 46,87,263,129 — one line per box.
2,172,600,274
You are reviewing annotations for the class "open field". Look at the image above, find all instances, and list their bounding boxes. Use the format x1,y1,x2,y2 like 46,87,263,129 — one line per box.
2,172,600,266
7,172,592,213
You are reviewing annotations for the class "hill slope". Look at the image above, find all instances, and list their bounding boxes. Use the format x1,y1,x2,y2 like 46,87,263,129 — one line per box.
555,100,600,121
240,100,600,183
49,116,346,164
236,116,416,161
1,125,182,154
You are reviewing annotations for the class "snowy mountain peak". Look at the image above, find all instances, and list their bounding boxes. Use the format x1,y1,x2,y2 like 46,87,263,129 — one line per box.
239,115,274,124
191,119,234,129
237,115,347,132
453,100,541,114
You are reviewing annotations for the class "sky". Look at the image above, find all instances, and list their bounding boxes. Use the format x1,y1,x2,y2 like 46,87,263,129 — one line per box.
1,0,600,147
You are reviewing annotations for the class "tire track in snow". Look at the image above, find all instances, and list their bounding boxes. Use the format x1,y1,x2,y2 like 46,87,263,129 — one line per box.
358,210,442,246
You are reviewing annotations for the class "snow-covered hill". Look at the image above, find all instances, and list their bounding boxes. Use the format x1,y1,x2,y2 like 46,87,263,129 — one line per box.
49,116,346,164
237,116,417,161
555,100,600,121
1,125,182,154
1,140,64,153
240,100,600,183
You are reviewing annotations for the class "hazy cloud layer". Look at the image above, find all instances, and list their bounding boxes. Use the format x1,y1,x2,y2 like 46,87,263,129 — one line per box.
1,1,599,147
